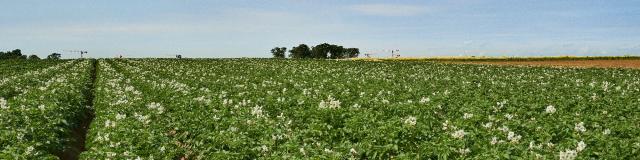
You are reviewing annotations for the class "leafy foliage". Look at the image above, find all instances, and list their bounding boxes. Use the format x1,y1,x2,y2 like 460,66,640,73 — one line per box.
0,49,27,60
2,59,640,159
77,59,640,159
344,48,360,58
311,43,332,59
289,44,312,59
28,55,40,60
271,47,287,58
47,53,62,60
0,60,93,159
286,43,359,59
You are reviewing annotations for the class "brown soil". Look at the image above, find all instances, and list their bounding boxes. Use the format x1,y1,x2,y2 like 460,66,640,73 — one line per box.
452,59,640,69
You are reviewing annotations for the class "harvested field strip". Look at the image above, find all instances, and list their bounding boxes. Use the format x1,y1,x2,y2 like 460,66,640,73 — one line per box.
452,59,640,69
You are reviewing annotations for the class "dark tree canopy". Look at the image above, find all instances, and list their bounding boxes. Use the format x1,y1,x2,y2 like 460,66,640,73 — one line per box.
271,47,287,58
289,44,312,59
0,49,27,60
28,55,40,60
277,43,358,59
311,43,332,59
328,44,345,59
344,48,360,58
47,53,62,60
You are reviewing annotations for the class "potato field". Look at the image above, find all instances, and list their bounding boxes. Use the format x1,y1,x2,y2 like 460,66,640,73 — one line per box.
1,59,639,159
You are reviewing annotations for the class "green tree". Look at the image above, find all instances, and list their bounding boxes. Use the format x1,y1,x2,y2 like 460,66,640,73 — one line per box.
344,48,360,58
289,44,312,59
47,53,62,60
328,44,345,59
0,49,25,60
284,44,358,59
311,43,332,59
28,55,41,60
271,47,287,58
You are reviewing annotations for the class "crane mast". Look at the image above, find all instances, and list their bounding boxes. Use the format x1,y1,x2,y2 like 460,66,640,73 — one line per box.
64,50,88,58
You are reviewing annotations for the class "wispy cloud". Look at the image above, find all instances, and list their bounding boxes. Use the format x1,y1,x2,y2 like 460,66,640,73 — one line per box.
0,9,338,36
60,24,201,34
349,4,430,16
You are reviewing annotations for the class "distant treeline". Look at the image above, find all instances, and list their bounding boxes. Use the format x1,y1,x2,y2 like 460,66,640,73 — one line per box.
0,49,62,60
1,49,31,60
271,43,359,59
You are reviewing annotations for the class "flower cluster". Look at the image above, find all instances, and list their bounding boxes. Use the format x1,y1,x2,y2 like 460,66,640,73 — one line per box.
146,102,164,114
545,105,556,114
318,96,341,109
0,97,7,109
404,116,417,126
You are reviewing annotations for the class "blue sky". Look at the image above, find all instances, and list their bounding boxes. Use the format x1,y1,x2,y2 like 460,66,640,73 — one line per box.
1,0,639,58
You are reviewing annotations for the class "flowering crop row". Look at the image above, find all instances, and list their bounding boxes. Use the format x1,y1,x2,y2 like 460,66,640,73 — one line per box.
0,60,71,97
79,59,639,159
80,60,175,158
0,60,93,159
0,60,65,78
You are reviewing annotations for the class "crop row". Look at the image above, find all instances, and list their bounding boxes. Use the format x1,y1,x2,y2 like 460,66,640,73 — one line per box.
0,60,93,159
0,60,65,78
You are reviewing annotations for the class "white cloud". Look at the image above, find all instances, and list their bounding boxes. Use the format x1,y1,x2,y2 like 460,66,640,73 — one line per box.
349,4,430,16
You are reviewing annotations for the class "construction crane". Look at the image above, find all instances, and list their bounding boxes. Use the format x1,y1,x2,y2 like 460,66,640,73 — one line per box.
390,49,400,58
374,49,400,58
364,53,375,58
64,50,88,58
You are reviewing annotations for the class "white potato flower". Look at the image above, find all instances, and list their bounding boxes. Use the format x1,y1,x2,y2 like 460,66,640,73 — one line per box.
576,141,586,152
463,113,474,119
457,148,470,155
490,137,499,145
483,122,493,128
545,105,556,114
529,141,542,149
404,116,417,126
26,146,34,155
507,131,521,143
0,98,7,109
319,96,341,109
575,122,586,133
559,149,577,160
452,129,466,139
116,113,126,120
504,114,514,120
104,119,116,128
251,105,264,118
442,120,450,130
299,147,306,155
419,97,430,103
147,102,164,114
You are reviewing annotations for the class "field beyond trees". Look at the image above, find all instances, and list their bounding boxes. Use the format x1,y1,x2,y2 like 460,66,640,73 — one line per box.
1,58,639,159
454,59,640,69
353,56,640,69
